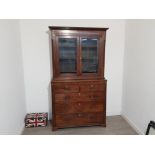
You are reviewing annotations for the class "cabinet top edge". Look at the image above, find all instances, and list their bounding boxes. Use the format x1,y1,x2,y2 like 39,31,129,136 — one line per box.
49,26,109,31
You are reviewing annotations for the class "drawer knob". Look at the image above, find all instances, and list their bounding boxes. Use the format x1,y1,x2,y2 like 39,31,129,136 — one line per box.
78,114,82,117
65,96,70,101
90,85,94,88
89,95,96,99
78,93,81,96
78,103,81,106
64,86,69,90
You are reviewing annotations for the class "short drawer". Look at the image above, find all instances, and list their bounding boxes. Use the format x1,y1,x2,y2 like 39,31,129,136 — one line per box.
78,92,105,102
80,82,105,92
53,83,79,93
55,101,104,114
55,112,104,127
54,93,79,102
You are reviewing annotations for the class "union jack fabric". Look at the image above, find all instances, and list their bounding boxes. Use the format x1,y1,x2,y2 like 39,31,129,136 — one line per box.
25,113,48,128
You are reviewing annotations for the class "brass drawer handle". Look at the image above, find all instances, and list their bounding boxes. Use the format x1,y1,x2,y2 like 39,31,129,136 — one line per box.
90,85,94,88
89,95,97,99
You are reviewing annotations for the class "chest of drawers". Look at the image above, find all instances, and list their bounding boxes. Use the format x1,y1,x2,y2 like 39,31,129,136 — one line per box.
52,80,106,130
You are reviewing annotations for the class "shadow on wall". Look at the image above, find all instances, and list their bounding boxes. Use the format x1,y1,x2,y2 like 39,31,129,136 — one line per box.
47,29,53,120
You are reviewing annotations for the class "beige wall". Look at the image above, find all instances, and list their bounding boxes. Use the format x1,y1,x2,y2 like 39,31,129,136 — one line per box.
122,20,155,134
0,20,26,134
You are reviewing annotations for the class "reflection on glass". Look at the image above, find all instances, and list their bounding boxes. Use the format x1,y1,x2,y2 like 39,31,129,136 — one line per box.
59,38,77,73
81,38,98,73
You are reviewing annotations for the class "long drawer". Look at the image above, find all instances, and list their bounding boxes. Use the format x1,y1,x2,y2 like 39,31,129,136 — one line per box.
52,81,106,93
55,112,104,128
55,101,104,114
54,92,104,102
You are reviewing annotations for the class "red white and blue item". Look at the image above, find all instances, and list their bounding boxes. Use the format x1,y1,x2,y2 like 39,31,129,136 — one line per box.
25,113,48,128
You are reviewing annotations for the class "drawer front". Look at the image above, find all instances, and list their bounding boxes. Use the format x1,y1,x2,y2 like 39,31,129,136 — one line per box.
54,93,79,102
53,81,106,93
80,82,105,92
78,92,104,102
54,92,104,103
55,101,104,114
53,83,79,93
55,112,104,127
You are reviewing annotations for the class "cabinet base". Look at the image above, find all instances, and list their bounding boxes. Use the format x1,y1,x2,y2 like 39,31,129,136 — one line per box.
52,124,106,131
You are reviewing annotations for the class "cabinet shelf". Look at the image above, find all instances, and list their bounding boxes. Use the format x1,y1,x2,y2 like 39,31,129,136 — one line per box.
60,58,76,61
82,46,97,48
60,46,97,48
59,46,76,48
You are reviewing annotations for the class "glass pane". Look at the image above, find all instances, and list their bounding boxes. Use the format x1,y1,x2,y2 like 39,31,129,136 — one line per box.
59,38,77,73
81,38,98,73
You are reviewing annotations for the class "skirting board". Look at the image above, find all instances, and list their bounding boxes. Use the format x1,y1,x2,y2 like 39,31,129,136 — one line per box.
121,114,144,135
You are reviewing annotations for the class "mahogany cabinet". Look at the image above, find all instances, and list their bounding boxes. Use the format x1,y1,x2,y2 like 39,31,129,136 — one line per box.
49,26,108,131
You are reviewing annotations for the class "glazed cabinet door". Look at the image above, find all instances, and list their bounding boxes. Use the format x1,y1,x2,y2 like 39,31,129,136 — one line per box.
80,34,104,77
54,36,79,77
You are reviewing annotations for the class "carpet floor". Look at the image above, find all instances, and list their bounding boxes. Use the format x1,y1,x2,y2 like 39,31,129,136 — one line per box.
22,115,138,135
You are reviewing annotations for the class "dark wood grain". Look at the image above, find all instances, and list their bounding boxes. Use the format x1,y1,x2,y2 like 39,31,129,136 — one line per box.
55,112,104,128
53,83,79,93
55,101,104,114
